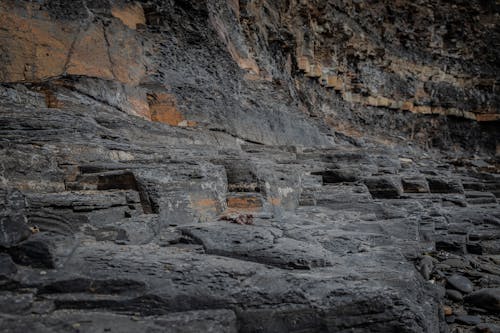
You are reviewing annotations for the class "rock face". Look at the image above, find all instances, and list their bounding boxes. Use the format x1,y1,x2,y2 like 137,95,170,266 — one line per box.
0,0,499,332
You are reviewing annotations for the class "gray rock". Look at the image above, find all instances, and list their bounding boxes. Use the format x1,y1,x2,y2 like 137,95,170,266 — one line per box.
0,309,238,333
402,177,430,193
0,189,31,248
427,177,465,194
0,215,31,248
363,176,403,199
418,255,434,280
448,274,474,294
180,222,333,269
446,289,464,302
8,233,56,269
0,3,498,332
465,288,500,312
0,254,17,279
0,292,35,315
455,315,481,325
312,168,362,183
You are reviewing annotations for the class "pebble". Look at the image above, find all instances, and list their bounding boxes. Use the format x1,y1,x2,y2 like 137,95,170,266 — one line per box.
446,289,464,302
447,274,474,293
418,255,434,280
444,305,453,316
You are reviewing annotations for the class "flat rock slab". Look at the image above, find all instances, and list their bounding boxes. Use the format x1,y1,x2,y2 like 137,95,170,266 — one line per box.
180,221,332,269
6,236,439,332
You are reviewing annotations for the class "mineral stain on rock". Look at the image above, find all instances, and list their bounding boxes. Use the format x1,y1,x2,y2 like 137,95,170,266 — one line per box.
0,0,499,332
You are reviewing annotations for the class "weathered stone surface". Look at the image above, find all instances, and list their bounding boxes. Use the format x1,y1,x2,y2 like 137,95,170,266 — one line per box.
455,315,481,326
448,274,474,294
364,176,404,199
446,289,463,302
465,288,500,312
0,0,499,332
0,309,238,333
427,177,465,194
0,254,17,279
312,168,362,183
403,177,430,193
0,189,30,248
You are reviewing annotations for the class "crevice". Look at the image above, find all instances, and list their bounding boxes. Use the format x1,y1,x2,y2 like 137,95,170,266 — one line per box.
62,3,95,76
208,127,265,146
102,25,117,80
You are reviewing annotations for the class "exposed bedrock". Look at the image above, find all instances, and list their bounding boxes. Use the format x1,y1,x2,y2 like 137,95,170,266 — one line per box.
0,0,499,332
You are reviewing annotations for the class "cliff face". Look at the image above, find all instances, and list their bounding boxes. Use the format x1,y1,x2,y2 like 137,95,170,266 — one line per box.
1,1,500,332
1,0,498,150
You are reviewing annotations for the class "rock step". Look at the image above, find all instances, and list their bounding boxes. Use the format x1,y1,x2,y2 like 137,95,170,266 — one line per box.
465,191,498,205
27,190,142,212
300,184,373,207
311,168,362,184
66,170,139,191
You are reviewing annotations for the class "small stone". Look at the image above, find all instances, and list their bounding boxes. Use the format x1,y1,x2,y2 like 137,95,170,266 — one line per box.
455,315,481,326
465,288,500,312
446,289,464,302
444,305,453,316
418,255,434,280
448,274,474,293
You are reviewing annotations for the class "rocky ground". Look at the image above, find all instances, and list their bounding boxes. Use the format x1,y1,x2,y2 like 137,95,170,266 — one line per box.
0,0,499,332
1,86,499,332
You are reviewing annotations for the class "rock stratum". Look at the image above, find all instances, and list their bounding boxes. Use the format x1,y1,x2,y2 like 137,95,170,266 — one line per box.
0,1,499,332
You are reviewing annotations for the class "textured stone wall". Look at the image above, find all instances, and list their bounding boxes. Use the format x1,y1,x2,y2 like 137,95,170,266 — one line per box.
0,0,498,152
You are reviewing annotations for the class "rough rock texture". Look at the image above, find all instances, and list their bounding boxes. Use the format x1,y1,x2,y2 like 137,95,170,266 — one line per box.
0,0,499,332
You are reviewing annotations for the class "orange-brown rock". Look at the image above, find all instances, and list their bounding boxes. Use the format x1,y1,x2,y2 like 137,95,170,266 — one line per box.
104,20,146,85
211,15,260,76
66,23,114,80
305,64,322,78
0,4,73,82
268,197,281,206
190,196,225,222
297,56,310,72
325,76,343,90
127,94,151,120
226,194,263,211
476,114,500,122
0,2,145,85
111,2,146,30
148,93,185,126
42,89,64,109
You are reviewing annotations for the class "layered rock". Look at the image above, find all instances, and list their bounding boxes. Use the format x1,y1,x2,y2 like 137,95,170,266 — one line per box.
0,0,499,332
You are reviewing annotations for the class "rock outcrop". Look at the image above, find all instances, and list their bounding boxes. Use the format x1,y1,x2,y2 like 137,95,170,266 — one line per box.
0,0,499,332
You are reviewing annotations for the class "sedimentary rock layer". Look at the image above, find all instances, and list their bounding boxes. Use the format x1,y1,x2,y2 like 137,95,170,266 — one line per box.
0,0,499,332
